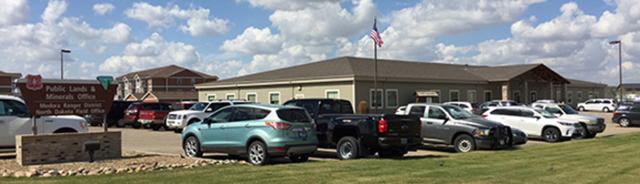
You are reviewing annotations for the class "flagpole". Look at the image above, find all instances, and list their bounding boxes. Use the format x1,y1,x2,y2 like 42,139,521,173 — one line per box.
373,38,378,114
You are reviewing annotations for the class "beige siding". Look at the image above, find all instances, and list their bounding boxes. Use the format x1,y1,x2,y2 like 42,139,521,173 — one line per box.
197,81,354,105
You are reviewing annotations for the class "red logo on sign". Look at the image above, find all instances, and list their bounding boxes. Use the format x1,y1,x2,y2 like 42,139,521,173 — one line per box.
26,75,43,91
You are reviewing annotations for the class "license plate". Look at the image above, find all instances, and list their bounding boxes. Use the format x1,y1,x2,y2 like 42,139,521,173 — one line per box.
499,140,505,145
401,138,408,144
292,128,304,132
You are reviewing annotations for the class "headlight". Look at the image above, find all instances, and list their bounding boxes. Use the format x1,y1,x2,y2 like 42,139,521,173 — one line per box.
473,128,491,137
559,122,574,126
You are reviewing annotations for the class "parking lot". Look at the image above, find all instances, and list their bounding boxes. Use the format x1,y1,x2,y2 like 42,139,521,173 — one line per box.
88,111,640,160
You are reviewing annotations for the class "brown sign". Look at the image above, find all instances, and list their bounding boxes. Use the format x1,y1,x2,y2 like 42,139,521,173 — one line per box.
17,75,117,116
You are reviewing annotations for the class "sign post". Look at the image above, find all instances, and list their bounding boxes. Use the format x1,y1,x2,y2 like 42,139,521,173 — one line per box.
97,76,114,132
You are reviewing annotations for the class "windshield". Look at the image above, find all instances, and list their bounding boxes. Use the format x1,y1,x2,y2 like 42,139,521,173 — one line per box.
558,105,578,114
535,109,557,118
188,103,208,111
442,105,475,119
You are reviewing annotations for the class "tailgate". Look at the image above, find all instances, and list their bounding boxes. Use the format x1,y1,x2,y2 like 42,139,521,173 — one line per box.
381,114,421,137
138,110,168,120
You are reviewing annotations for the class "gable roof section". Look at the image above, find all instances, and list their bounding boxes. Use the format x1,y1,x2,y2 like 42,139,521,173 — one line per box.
116,65,217,81
196,57,577,88
0,71,21,78
568,79,607,88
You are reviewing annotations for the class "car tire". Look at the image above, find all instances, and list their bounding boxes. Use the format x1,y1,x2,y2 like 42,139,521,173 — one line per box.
53,128,78,134
603,107,610,112
578,106,585,111
378,149,406,158
151,124,161,131
336,136,359,160
247,141,269,166
289,154,310,163
542,127,562,143
619,118,631,127
183,136,203,158
132,123,141,129
173,128,183,133
453,134,476,153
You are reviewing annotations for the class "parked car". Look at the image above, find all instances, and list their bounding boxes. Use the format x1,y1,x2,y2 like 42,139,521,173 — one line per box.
612,103,640,127
181,104,318,165
284,99,422,159
534,99,556,104
443,101,477,113
577,98,616,112
166,100,252,133
395,106,407,115
138,103,173,131
483,106,583,142
398,103,521,153
0,95,89,150
532,103,605,138
477,100,522,114
86,101,136,127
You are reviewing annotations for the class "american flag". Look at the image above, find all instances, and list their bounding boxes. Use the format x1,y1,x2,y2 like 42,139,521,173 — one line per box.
370,19,383,47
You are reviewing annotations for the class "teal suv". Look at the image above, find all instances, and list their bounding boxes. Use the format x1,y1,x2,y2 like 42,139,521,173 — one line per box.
181,104,318,165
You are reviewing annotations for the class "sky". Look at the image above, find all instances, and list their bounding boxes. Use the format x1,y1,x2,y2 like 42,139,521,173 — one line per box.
0,0,638,86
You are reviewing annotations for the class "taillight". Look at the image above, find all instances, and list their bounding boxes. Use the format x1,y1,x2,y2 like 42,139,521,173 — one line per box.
377,119,387,133
265,121,291,130
481,114,488,118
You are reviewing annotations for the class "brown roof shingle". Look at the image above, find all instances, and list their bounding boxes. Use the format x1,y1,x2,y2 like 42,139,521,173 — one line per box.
117,65,217,81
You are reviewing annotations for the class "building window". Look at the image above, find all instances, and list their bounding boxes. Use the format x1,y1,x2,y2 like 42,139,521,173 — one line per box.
594,92,600,98
530,91,537,102
386,89,398,108
577,91,583,101
369,89,383,108
177,78,183,85
556,90,562,101
325,90,340,99
207,94,216,101
269,92,280,104
226,93,236,100
449,90,459,102
246,93,257,102
513,91,521,103
484,90,492,102
191,78,197,84
467,90,477,103
567,91,573,104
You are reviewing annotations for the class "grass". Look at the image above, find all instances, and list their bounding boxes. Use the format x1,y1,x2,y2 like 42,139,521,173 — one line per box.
3,133,640,184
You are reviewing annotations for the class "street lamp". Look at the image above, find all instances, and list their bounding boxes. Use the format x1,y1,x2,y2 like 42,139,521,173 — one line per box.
609,40,622,102
60,49,71,79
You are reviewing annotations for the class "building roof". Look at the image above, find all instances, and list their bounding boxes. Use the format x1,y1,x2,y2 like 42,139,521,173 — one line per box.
0,71,21,78
567,79,607,88
142,91,198,101
116,65,217,81
619,83,640,89
196,56,575,88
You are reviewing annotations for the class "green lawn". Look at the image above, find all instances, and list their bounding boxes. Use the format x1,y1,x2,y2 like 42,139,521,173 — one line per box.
3,133,640,184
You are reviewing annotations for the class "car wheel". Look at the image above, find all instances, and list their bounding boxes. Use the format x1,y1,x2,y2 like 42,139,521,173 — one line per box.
542,127,561,143
578,125,596,139
247,141,269,165
603,107,610,112
289,154,310,163
336,136,359,160
183,136,203,157
53,128,78,134
578,106,585,111
151,124,161,131
453,134,476,153
619,118,631,127
173,128,183,133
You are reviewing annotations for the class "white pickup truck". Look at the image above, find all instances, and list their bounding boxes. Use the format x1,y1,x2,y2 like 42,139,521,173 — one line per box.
0,95,89,150
165,100,251,132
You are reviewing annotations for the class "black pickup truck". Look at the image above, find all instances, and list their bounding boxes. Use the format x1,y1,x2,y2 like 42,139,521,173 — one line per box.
283,99,422,159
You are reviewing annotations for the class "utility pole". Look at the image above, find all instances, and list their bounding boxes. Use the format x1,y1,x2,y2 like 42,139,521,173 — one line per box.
60,49,71,79
609,40,622,102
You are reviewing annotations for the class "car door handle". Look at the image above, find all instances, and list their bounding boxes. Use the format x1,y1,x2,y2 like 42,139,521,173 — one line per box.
426,122,433,124
244,124,250,128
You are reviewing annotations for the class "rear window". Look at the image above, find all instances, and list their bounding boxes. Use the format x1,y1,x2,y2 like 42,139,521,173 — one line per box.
491,109,519,116
277,109,311,123
142,103,172,110
319,101,353,114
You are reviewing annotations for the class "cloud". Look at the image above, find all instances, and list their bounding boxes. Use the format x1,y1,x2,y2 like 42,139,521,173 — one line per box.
125,2,229,36
0,0,27,26
42,0,67,24
100,33,201,75
221,27,282,55
93,3,115,15
240,0,340,10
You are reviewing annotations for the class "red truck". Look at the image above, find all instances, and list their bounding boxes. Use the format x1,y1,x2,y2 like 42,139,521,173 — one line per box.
137,103,173,131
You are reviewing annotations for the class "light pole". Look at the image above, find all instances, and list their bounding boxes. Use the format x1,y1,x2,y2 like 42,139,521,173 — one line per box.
609,40,622,102
60,49,71,79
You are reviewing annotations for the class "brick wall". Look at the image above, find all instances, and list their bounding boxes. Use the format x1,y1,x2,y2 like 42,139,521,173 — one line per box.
16,132,121,166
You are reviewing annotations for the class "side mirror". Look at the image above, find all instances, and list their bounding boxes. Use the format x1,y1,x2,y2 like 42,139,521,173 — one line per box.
553,113,562,117
205,108,213,112
203,118,212,124
534,115,541,120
